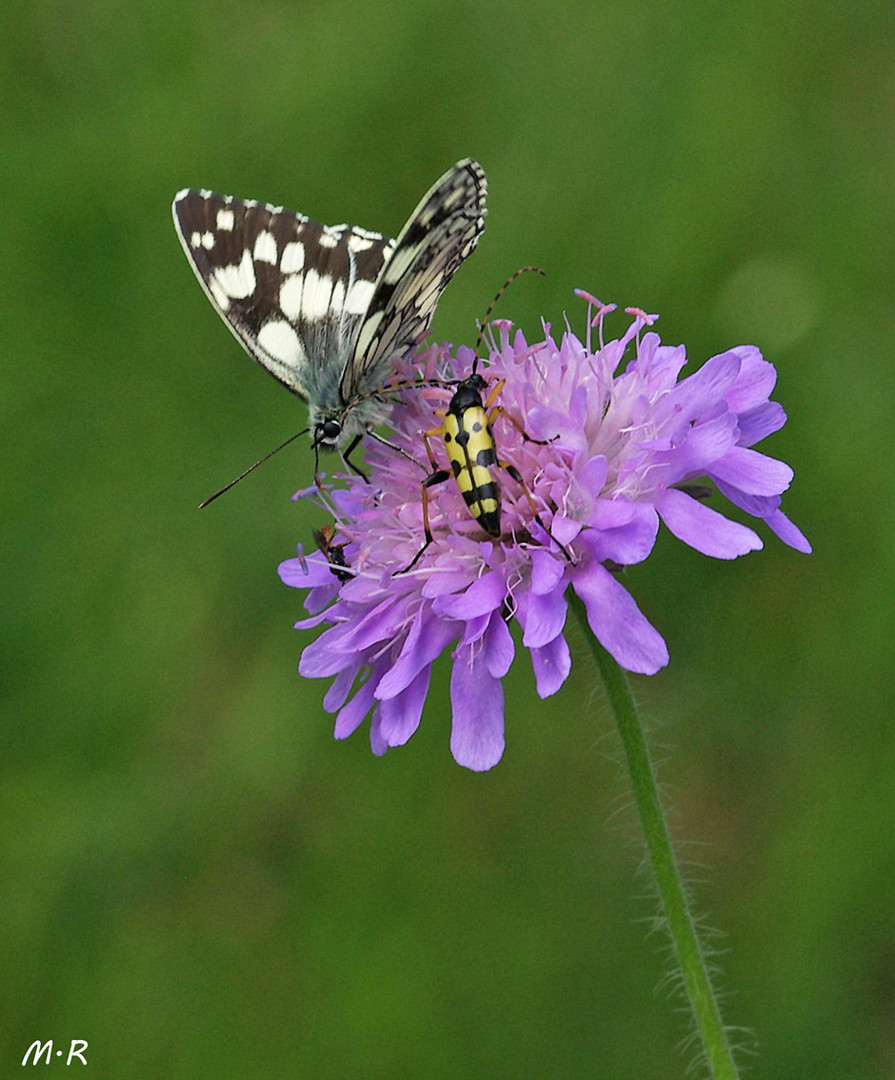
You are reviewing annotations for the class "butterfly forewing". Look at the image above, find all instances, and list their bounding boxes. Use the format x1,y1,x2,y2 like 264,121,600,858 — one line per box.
343,159,488,404
172,159,486,449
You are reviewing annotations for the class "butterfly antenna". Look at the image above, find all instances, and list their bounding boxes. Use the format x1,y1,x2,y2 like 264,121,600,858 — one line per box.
198,429,308,508
473,266,546,363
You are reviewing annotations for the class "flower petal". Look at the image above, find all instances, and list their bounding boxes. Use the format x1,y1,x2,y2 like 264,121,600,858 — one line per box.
433,570,506,620
300,630,362,678
329,595,408,653
722,348,776,412
378,665,431,747
375,608,457,700
484,613,515,678
369,704,388,757
764,507,812,553
656,488,762,558
420,563,482,598
529,633,571,697
551,511,583,547
334,676,376,739
669,350,741,416
449,645,505,770
583,503,659,566
715,482,812,553
585,497,640,531
709,446,793,496
278,555,336,589
520,586,567,648
530,547,567,595
292,610,332,631
657,413,740,481
572,561,668,675
323,662,362,712
736,401,786,445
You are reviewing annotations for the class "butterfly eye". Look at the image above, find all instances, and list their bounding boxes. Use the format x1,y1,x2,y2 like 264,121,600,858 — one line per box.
319,419,342,445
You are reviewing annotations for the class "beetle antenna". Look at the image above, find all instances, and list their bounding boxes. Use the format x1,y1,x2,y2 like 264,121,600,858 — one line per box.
473,266,546,369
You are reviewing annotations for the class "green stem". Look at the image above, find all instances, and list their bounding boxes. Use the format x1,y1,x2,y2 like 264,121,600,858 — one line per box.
569,592,740,1080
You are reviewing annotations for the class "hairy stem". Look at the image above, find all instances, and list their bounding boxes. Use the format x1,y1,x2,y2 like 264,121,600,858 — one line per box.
569,591,740,1080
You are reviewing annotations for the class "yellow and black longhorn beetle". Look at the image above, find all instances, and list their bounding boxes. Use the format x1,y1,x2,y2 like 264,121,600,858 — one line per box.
399,359,568,574
395,267,573,574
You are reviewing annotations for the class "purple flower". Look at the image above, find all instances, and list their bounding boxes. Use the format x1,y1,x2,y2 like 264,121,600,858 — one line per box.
279,295,810,771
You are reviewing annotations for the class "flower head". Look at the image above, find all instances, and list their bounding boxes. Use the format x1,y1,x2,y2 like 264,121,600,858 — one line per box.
279,295,810,770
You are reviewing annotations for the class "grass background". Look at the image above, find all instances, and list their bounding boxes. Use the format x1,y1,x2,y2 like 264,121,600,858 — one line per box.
2,1,893,1077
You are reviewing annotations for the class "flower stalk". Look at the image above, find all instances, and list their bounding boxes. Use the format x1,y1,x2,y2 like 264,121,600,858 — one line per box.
570,590,740,1080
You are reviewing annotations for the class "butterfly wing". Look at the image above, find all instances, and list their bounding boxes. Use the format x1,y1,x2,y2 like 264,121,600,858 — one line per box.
341,158,487,405
172,189,395,408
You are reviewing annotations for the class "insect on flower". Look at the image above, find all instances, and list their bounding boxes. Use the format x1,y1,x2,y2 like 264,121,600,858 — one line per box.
313,524,353,582
281,295,812,770
172,160,487,501
360,265,569,573
398,351,571,573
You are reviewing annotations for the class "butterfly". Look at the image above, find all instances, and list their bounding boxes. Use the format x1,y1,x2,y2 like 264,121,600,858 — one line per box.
172,159,487,464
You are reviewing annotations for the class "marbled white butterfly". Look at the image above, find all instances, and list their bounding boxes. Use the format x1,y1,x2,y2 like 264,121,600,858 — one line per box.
172,159,487,462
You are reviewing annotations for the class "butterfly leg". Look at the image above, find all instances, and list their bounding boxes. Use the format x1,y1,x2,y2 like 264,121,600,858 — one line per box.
338,433,370,482
365,429,429,471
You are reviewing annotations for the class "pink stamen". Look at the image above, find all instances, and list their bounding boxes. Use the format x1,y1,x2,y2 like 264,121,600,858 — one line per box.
591,302,617,326
624,307,659,326
514,341,544,366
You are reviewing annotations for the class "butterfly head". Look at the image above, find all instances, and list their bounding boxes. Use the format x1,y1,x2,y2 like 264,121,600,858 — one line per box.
310,409,343,452
310,394,392,453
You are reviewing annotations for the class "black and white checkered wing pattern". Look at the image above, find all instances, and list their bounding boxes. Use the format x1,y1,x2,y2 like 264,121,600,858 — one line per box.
343,158,488,404
172,189,395,408
173,160,486,448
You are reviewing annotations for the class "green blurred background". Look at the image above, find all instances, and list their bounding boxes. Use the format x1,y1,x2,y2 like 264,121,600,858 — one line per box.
2,0,892,1076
